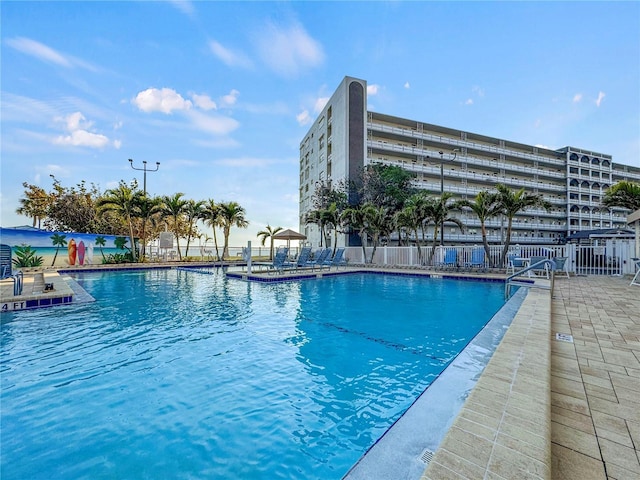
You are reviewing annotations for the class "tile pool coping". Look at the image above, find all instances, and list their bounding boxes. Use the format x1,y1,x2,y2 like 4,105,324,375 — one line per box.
421,285,553,480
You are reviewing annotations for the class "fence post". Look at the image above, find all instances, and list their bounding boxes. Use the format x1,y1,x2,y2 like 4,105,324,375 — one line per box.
246,241,252,273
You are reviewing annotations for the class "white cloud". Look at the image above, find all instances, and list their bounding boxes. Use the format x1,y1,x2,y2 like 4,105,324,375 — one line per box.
6,37,99,72
209,40,252,68
132,87,193,114
296,110,312,126
192,93,217,110
64,111,90,131
168,0,194,16
52,111,116,149
187,110,239,136
464,98,474,105
472,86,485,97
595,91,606,107
113,139,122,149
54,129,110,148
314,97,329,113
573,93,583,103
254,22,324,77
367,84,380,96
114,120,123,130
221,89,240,107
7,37,71,67
404,82,410,89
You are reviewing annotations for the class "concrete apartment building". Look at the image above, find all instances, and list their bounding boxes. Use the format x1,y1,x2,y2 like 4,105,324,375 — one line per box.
299,76,640,248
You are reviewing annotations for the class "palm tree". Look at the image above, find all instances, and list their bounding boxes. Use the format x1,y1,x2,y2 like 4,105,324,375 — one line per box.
257,225,283,260
50,233,67,266
17,182,51,228
321,203,343,255
218,201,249,259
397,191,434,264
427,193,465,264
114,237,130,254
304,209,326,247
340,203,393,263
458,190,502,267
201,199,222,261
95,236,106,262
136,196,163,260
160,193,188,260
602,181,640,211
363,204,394,263
96,181,143,262
341,203,370,263
495,184,551,267
183,199,205,259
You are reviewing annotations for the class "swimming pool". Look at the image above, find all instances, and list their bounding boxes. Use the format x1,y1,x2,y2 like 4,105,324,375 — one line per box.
1,269,506,479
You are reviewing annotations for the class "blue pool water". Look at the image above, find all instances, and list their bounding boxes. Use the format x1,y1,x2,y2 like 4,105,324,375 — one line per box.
1,269,505,479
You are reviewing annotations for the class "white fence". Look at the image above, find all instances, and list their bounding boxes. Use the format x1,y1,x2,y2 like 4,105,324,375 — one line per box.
343,240,638,276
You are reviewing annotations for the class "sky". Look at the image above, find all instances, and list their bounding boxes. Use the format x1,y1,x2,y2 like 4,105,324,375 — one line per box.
2,1,639,248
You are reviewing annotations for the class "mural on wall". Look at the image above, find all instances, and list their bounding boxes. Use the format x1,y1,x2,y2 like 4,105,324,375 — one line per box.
0,227,130,267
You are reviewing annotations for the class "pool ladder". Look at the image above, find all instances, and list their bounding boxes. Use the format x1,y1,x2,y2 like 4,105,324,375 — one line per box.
11,271,24,296
505,259,557,299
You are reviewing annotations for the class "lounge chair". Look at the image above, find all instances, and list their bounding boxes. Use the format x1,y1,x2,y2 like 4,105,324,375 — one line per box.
631,258,640,286
552,256,569,278
0,244,12,279
323,247,347,270
307,248,331,270
528,256,549,278
464,248,486,272
506,254,526,275
437,248,458,271
268,247,289,274
287,246,312,269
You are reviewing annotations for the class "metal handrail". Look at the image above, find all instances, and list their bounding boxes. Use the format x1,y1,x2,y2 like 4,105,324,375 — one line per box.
505,259,556,299
12,271,24,296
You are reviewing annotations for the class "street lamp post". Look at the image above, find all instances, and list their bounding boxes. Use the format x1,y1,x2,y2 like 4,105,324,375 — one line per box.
438,149,459,246
128,158,160,196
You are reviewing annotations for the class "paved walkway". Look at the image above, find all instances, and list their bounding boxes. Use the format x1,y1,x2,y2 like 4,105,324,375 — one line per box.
551,276,640,479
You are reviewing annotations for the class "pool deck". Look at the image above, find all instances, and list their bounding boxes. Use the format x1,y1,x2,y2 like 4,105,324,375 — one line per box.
421,275,640,480
1,267,638,479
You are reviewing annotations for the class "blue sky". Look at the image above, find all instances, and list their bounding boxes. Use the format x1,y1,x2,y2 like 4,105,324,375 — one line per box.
2,1,639,247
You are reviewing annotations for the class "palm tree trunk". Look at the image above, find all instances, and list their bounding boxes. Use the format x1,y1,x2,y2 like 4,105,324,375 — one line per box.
174,234,182,261
428,228,440,265
500,218,514,267
141,222,147,260
369,242,378,263
223,227,230,259
415,227,423,264
128,219,137,262
480,222,493,267
211,227,220,261
359,228,367,263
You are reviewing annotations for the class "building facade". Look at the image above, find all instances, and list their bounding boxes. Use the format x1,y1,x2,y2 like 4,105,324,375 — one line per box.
299,76,640,247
